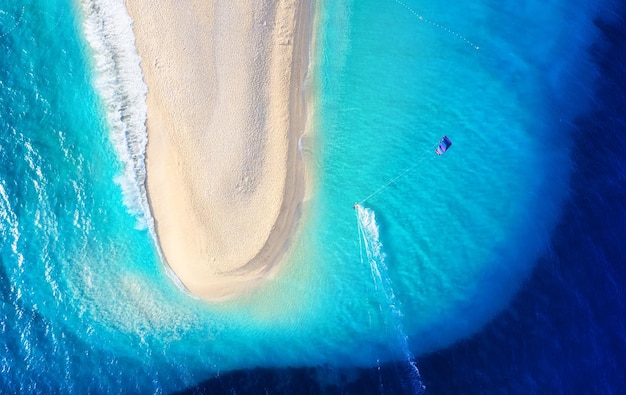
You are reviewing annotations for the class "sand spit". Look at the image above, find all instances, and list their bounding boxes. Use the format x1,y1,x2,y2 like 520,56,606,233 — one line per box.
125,0,311,300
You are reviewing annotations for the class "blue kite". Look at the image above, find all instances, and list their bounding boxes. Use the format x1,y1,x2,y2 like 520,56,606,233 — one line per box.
435,136,452,155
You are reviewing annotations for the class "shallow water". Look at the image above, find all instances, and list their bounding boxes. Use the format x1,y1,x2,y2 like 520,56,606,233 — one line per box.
311,0,602,356
0,0,618,392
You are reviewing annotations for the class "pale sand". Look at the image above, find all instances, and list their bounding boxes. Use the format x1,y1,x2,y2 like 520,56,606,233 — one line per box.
125,0,311,300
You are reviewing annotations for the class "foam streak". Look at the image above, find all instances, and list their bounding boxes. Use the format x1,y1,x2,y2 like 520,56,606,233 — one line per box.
356,205,426,393
79,0,152,231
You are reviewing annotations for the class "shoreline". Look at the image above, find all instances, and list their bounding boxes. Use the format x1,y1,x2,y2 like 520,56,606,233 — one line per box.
125,0,314,300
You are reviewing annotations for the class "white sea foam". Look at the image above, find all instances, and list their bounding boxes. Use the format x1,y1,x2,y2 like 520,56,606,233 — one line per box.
356,205,425,392
77,0,191,297
79,0,152,231
0,181,24,270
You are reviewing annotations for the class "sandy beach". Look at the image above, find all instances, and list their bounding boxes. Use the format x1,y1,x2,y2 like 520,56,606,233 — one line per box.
124,0,311,300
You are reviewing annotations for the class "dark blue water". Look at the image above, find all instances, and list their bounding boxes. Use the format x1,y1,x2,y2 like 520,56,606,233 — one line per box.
181,3,626,394
1,0,623,392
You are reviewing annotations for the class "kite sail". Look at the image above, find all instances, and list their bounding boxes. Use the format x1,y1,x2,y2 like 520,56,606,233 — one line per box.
435,136,452,155
356,135,454,206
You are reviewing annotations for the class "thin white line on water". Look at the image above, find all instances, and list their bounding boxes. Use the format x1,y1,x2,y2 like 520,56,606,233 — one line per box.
392,0,480,50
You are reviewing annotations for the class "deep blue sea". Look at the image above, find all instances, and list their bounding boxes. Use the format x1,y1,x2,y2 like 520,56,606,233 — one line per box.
0,0,624,393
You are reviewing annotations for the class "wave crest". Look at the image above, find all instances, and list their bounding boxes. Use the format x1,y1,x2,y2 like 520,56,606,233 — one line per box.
80,0,152,231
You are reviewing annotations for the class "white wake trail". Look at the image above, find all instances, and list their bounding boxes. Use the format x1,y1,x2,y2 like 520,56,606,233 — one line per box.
355,205,426,393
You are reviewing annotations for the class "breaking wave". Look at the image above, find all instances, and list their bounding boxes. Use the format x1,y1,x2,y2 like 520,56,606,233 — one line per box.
79,0,152,231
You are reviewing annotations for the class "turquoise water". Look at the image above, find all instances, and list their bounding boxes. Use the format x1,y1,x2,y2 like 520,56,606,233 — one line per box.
311,0,602,355
0,0,607,392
